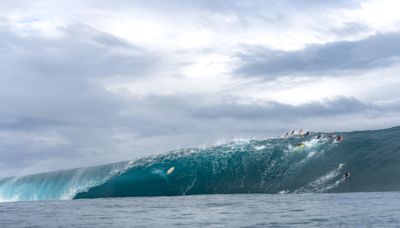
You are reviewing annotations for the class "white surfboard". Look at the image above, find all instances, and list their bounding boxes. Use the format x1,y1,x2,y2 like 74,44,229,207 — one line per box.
167,166,175,175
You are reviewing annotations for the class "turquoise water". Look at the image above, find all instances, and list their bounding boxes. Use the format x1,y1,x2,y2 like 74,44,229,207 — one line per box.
1,192,400,227
1,126,400,202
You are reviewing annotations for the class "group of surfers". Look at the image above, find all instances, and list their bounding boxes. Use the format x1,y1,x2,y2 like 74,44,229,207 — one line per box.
283,129,344,143
284,129,349,179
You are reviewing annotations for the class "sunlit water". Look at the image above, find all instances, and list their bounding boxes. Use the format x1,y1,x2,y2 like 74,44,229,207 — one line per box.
1,192,399,227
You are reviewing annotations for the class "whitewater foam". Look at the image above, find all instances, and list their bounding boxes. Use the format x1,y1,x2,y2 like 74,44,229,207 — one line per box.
294,164,345,193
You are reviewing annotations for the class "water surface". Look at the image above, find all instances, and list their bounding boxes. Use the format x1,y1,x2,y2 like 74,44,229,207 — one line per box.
1,192,399,227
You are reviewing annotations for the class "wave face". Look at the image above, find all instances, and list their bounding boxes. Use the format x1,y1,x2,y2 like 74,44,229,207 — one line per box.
1,126,400,202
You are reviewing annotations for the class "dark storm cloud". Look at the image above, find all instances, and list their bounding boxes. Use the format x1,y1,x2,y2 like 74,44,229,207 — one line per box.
236,33,400,79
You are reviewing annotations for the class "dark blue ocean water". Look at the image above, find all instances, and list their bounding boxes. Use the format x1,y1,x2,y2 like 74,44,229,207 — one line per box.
1,192,400,227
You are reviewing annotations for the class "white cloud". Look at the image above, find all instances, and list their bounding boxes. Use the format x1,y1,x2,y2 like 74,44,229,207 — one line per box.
351,0,400,31
0,0,400,176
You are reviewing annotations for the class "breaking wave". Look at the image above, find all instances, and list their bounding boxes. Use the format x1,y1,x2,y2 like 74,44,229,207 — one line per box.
1,126,400,202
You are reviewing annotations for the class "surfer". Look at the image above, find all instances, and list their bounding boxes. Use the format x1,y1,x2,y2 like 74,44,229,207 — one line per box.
316,134,322,139
290,130,295,136
344,172,351,179
336,135,344,142
304,131,310,137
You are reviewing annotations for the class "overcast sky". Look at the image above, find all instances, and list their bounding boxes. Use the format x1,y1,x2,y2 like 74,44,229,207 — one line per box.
1,0,400,177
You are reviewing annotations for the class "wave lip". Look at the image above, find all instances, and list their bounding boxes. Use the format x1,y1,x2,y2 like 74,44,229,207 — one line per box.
0,161,132,202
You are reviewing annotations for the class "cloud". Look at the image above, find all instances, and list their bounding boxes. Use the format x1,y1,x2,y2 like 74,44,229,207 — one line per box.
192,97,370,120
0,23,163,124
0,24,158,80
0,22,163,176
1,0,400,178
160,95,400,121
236,33,400,79
0,0,367,52
108,0,359,13
329,22,370,37
2,84,399,178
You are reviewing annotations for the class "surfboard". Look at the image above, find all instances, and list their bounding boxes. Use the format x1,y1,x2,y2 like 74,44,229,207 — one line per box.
296,143,305,149
167,166,175,175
